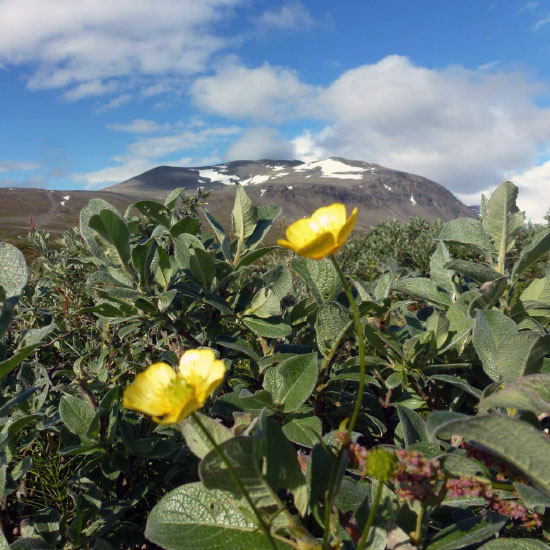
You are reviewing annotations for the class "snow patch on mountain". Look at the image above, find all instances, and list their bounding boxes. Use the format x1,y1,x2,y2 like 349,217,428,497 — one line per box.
194,168,238,186
294,158,367,180
241,174,271,186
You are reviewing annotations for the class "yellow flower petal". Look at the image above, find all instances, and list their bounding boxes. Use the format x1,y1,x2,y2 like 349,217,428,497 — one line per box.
310,203,347,234
278,203,358,259
295,231,337,259
336,206,358,248
123,350,225,425
122,362,177,417
285,217,320,249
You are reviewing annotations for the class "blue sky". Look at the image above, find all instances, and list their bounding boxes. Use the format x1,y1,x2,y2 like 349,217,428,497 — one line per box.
1,0,550,220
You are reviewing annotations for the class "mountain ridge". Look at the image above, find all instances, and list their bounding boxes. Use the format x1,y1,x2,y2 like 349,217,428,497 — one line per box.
106,157,475,230
0,157,475,244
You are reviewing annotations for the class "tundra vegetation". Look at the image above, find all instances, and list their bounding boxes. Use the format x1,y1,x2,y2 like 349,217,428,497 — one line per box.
1,181,550,550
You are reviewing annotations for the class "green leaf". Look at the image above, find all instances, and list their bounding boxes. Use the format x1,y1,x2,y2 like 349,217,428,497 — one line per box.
392,277,452,308
189,248,216,289
132,200,172,227
513,229,550,280
235,247,277,269
232,182,258,241
514,482,550,509
430,241,455,294
257,413,307,515
10,539,52,550
145,482,291,550
245,205,282,251
262,265,292,300
34,507,60,545
434,414,550,495
426,514,507,550
396,405,427,447
520,273,550,305
482,181,524,269
315,301,352,356
89,209,132,270
213,390,273,419
0,241,28,299
202,208,230,260
479,373,550,416
242,317,291,338
0,322,55,380
263,353,318,412
444,260,502,284
132,238,156,288
59,395,96,436
170,216,200,238
438,217,494,258
164,187,187,209
494,332,550,383
282,415,322,448
0,529,8,550
174,233,204,270
472,310,518,381
479,540,549,550
426,311,450,349
80,198,121,262
428,374,481,398
180,413,232,459
291,257,339,304
199,437,279,510
245,288,281,318
471,276,508,310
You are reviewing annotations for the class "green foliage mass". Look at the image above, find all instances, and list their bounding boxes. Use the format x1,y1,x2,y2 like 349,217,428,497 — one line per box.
1,182,550,549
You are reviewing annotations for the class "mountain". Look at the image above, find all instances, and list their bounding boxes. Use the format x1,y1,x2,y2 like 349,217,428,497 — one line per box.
106,157,475,231
0,158,475,245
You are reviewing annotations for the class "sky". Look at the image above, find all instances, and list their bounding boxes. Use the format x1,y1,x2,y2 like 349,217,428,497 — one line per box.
1,0,550,221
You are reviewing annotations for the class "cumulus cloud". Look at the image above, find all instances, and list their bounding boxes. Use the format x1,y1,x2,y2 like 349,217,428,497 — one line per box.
225,127,295,160
107,119,171,134
509,161,550,223
191,63,317,121
0,0,243,98
73,125,241,188
192,55,550,221
255,1,315,29
305,56,550,194
0,160,39,172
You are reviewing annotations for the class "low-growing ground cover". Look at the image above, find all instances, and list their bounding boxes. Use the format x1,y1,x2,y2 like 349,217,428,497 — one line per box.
1,181,550,550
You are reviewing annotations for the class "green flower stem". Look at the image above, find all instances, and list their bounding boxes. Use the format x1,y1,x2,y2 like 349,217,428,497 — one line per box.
411,503,425,547
320,254,367,550
329,254,366,447
190,412,277,550
357,480,383,550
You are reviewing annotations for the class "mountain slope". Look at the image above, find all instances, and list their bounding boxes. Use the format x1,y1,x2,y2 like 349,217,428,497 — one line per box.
107,157,475,230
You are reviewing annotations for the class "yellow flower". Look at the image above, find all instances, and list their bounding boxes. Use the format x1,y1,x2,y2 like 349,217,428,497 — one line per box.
122,349,225,425
277,203,358,259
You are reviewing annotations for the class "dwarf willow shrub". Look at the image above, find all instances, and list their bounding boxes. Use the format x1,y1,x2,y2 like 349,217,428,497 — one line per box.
1,181,550,549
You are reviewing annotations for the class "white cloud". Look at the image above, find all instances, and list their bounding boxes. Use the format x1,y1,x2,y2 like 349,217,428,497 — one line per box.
72,125,241,188
225,127,295,160
509,161,550,223
193,55,550,221
534,16,550,30
107,118,170,133
0,160,39,172
306,56,550,195
0,0,243,98
255,1,314,29
94,94,133,114
191,63,317,121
